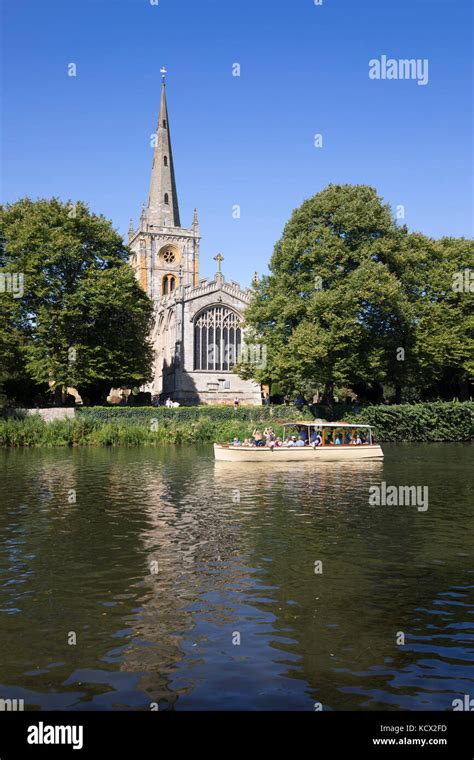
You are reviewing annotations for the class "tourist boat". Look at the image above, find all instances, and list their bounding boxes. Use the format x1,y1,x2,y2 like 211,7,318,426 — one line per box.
213,422,384,462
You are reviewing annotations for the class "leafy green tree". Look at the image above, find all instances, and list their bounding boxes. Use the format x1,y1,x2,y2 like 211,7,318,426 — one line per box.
0,229,26,406
0,198,154,404
378,231,474,399
0,297,19,406
406,235,473,399
239,184,473,402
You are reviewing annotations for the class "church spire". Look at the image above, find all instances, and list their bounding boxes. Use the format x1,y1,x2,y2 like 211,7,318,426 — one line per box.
147,67,181,228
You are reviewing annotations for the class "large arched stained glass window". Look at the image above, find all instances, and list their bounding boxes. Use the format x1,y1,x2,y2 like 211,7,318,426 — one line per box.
194,306,242,371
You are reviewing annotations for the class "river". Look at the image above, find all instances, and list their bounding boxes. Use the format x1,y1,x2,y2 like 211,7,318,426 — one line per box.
0,443,472,710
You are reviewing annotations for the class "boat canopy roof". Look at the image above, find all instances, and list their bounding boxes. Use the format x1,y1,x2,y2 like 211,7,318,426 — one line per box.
282,421,373,429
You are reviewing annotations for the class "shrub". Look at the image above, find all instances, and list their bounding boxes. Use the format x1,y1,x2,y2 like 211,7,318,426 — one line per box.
0,402,471,446
346,401,473,442
75,404,309,425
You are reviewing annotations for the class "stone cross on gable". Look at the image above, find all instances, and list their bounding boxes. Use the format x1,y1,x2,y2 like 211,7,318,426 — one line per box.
214,253,224,274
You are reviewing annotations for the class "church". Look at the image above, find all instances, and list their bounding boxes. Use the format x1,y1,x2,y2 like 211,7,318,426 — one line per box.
128,71,262,405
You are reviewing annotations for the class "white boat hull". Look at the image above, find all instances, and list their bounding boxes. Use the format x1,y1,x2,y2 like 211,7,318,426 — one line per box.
213,443,384,462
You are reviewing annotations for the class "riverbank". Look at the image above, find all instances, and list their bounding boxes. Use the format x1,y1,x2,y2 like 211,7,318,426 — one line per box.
0,402,472,447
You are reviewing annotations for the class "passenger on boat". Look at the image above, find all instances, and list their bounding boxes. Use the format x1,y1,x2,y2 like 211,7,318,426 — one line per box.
298,428,308,444
355,434,362,445
264,427,275,443
274,437,282,446
242,438,251,447
286,436,297,447
253,429,265,446
311,432,322,447
335,435,341,445
295,438,305,447
232,437,241,446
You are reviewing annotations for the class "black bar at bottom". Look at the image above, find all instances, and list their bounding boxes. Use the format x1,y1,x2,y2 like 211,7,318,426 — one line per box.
0,710,472,758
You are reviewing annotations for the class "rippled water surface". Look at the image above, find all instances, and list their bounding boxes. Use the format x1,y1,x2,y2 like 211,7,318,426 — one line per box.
0,443,472,710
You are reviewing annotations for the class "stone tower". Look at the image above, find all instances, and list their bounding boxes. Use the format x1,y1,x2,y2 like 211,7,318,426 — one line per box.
129,69,200,301
129,70,262,405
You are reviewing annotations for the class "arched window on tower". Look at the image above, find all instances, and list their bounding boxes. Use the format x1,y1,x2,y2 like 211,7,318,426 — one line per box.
162,120,167,128
164,193,169,204
194,306,242,371
162,274,176,296
163,156,168,166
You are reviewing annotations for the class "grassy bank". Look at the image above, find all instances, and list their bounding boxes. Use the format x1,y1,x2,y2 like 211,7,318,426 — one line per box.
0,402,472,447
0,413,287,447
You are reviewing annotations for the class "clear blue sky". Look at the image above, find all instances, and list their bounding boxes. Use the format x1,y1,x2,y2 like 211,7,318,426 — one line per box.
1,0,472,286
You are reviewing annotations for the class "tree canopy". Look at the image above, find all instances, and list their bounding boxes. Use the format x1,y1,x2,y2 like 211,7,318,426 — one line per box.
239,184,473,402
0,198,154,404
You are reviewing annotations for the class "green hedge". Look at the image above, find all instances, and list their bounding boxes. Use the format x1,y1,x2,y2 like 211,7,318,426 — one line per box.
347,401,473,442
0,402,471,447
75,401,474,441
76,404,309,424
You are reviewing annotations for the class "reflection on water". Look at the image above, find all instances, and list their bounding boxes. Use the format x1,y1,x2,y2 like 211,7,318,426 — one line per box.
0,443,472,710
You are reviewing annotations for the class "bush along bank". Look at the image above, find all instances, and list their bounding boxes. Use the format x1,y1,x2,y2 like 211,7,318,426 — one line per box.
346,401,473,442
0,402,471,447
75,405,308,424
